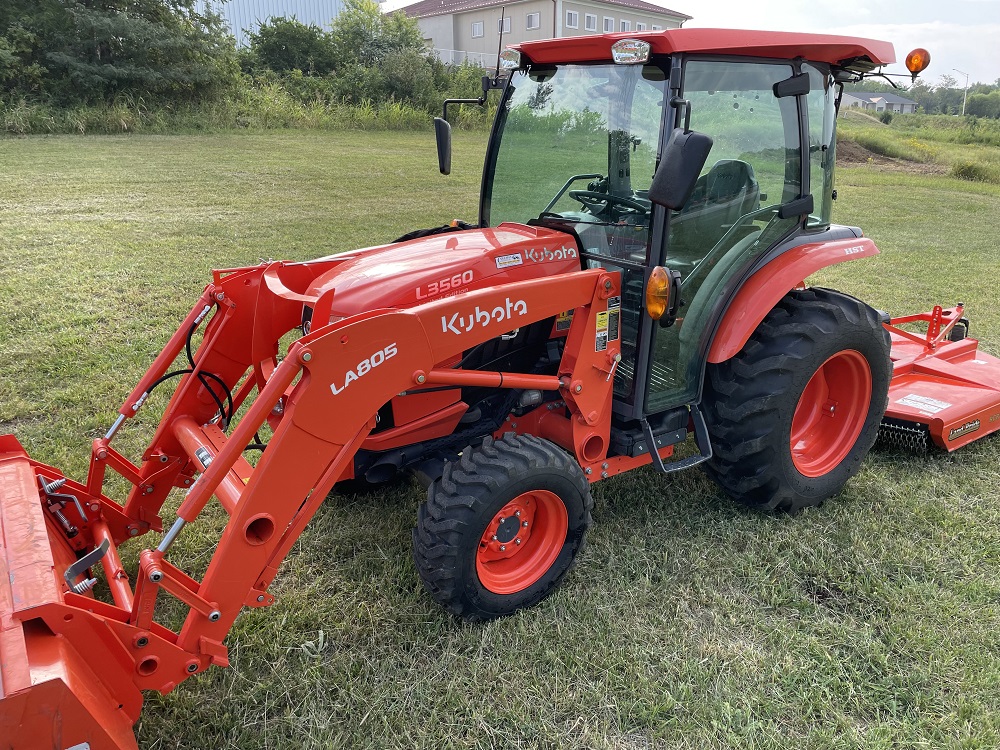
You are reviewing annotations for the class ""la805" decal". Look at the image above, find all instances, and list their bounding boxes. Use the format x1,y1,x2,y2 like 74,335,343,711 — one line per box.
330,343,398,395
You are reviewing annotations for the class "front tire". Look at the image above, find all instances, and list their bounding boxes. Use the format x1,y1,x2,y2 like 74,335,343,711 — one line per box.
703,287,891,512
413,434,593,620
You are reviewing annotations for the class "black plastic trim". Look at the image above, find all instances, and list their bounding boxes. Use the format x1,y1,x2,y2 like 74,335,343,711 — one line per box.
778,194,815,219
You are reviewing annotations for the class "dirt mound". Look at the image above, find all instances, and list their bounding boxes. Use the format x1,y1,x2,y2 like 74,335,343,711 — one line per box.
837,139,947,175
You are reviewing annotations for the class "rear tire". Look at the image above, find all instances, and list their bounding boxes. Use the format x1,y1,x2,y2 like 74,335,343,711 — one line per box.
703,287,890,512
413,434,592,620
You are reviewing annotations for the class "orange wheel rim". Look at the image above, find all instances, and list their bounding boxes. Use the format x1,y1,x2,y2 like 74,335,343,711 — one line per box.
476,490,568,595
790,350,872,478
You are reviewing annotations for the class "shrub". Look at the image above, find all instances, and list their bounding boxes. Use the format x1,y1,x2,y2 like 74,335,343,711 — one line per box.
246,17,336,76
879,110,893,124
950,161,1000,183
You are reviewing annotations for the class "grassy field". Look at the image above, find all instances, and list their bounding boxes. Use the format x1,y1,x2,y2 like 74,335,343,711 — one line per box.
2,130,1000,750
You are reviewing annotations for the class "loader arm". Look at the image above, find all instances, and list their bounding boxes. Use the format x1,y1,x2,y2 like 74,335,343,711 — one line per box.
0,261,620,750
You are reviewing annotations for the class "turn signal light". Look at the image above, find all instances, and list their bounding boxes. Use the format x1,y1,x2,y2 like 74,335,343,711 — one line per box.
905,48,931,80
645,266,671,320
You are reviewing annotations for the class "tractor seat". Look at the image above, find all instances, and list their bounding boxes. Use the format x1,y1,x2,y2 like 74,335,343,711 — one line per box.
707,159,757,205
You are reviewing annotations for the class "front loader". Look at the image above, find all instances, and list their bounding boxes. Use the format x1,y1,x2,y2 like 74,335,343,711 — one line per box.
3,28,1000,750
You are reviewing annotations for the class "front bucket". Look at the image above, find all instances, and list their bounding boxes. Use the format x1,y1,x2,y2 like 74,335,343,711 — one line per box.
0,435,139,750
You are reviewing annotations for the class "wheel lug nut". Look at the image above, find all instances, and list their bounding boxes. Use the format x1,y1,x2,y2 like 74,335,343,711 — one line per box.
500,545,506,551
492,535,498,541
515,511,521,517
522,521,528,527
515,538,521,545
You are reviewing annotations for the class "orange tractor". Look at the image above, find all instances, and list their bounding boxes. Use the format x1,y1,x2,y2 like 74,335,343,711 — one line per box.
1,29,997,750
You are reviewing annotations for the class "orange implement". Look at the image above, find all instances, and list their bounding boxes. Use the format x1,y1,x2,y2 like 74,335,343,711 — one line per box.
0,438,139,750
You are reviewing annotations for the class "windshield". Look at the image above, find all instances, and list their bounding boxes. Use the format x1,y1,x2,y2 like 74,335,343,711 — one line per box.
483,64,669,255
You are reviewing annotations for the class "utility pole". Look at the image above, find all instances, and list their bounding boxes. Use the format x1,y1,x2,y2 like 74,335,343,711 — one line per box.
953,68,969,115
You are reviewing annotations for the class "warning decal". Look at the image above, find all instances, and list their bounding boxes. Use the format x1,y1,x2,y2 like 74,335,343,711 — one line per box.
595,309,610,352
495,253,523,269
897,393,952,415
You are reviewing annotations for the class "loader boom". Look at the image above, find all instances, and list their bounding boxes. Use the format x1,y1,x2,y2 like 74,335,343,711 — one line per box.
0,260,622,749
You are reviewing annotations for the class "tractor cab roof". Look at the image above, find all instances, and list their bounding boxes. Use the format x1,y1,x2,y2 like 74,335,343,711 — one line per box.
513,27,895,69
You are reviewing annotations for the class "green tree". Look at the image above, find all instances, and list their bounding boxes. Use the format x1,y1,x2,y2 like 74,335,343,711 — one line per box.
966,91,1000,119
0,0,236,104
329,0,425,68
246,17,336,75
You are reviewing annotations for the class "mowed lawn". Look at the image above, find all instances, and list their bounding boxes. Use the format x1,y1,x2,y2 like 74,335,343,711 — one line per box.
2,131,1000,750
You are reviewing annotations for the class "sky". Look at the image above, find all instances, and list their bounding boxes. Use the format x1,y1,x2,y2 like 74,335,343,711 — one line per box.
674,0,1000,86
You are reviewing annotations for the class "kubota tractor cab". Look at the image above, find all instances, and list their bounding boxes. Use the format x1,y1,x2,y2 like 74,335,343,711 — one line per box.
5,30,999,750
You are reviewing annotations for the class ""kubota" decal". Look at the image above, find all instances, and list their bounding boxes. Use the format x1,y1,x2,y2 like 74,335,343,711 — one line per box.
330,343,398,395
441,298,527,335
525,246,578,262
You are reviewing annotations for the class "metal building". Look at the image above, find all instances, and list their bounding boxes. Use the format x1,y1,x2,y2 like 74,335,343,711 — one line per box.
197,0,347,45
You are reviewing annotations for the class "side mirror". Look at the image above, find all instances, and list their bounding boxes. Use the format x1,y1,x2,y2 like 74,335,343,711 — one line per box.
434,117,452,175
648,128,713,210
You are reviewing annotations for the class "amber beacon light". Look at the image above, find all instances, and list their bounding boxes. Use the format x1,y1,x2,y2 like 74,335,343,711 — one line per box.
905,48,931,80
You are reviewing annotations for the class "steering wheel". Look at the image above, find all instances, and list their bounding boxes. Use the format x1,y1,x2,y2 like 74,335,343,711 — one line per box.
568,190,649,214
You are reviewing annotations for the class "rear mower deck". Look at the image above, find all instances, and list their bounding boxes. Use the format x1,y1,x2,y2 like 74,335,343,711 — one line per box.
883,305,1000,451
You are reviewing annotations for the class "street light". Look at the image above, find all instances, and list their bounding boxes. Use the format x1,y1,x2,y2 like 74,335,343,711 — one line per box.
953,68,969,116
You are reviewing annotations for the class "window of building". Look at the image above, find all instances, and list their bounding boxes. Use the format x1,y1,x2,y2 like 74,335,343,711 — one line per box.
651,25,661,30
635,22,646,31
603,16,614,32
472,21,484,37
585,13,597,31
619,19,630,31
526,12,540,29
566,10,579,28
498,16,511,33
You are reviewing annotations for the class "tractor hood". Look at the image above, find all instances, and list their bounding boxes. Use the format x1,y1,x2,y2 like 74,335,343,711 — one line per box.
305,222,582,319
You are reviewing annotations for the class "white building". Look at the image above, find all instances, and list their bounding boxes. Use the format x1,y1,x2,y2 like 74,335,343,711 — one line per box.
402,0,690,67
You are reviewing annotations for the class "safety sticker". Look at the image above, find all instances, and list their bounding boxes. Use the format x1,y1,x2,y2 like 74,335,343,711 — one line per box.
556,309,574,332
607,310,620,342
897,394,952,414
608,295,621,310
495,253,523,269
595,309,610,352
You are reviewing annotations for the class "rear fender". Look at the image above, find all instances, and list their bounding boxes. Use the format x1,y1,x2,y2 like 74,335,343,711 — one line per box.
707,237,879,363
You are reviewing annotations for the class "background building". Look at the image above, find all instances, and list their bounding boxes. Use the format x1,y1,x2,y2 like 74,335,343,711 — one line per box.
402,0,690,67
842,92,919,114
197,0,345,45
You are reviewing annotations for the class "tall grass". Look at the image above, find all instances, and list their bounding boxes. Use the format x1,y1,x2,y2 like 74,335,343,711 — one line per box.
2,79,494,136
2,95,443,135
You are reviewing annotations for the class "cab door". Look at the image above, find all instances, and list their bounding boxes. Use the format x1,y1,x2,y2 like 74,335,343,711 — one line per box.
644,59,807,413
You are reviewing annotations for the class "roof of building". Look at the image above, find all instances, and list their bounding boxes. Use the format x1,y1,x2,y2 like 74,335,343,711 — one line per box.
402,0,691,21
844,91,918,105
513,28,895,67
